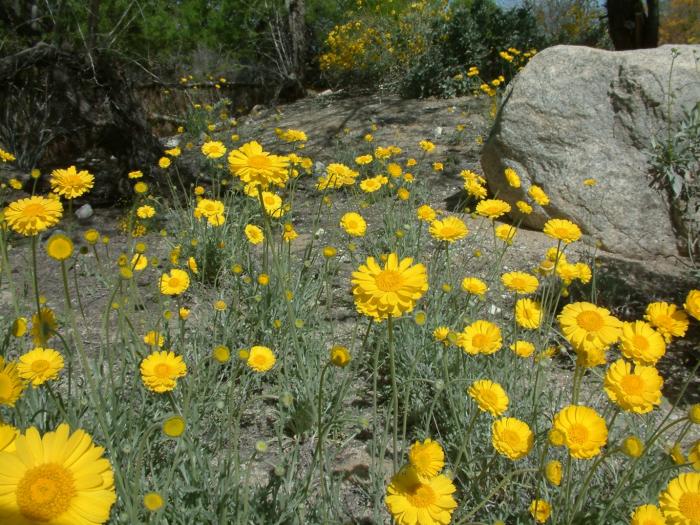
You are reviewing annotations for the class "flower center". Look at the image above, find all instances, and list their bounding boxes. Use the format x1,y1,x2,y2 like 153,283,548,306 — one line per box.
406,483,436,508
31,359,50,373
168,277,181,288
63,174,83,188
22,203,47,218
154,363,172,378
247,155,271,170
472,334,488,348
567,423,589,444
16,463,76,521
633,335,649,350
576,310,603,331
620,374,645,396
501,430,522,448
375,270,404,292
440,226,458,237
479,390,497,407
678,492,700,520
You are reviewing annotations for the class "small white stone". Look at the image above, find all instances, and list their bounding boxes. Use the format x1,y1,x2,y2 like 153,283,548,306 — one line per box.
75,203,93,221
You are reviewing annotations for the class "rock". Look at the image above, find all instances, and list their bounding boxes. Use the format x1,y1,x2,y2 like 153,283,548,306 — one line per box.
481,44,700,260
74,203,93,221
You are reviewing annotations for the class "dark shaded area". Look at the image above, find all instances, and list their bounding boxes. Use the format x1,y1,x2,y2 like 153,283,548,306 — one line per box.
606,0,659,49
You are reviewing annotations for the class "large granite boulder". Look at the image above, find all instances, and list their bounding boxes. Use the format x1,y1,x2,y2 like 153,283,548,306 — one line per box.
481,44,700,259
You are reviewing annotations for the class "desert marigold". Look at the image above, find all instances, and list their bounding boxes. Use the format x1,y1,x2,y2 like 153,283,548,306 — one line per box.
543,218,581,243
492,417,533,460
552,405,608,459
143,491,165,512
457,320,502,355
528,185,550,206
659,472,700,524
162,415,186,437
212,345,231,363
689,441,700,470
17,347,64,387
515,298,542,329
468,379,509,416
0,423,116,524
46,233,74,261
84,229,100,244
351,253,428,320
619,320,666,365
504,167,520,188
0,148,16,162
621,435,644,458
476,199,511,219
131,253,148,271
604,359,663,414
194,198,225,226
495,223,517,244
461,277,487,296
128,170,143,179
516,200,533,214
360,175,388,193
140,351,187,393
228,141,289,190
644,302,689,343
143,331,164,347
245,224,264,245
247,345,276,372
684,289,700,321
317,163,359,190
558,301,622,353
529,499,552,523
340,212,367,237
158,157,171,168
429,216,468,243
260,191,285,218
160,269,190,296
0,356,24,407
11,317,27,338
4,195,63,236
408,439,445,479
0,423,18,452
201,140,227,158
630,504,666,525
31,307,57,345
416,204,437,223
49,165,94,199
137,205,156,219
510,340,535,358
329,345,351,367
501,271,539,294
385,466,457,525
545,460,562,486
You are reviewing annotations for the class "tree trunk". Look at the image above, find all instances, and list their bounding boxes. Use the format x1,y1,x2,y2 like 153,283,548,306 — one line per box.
606,0,659,49
286,0,306,83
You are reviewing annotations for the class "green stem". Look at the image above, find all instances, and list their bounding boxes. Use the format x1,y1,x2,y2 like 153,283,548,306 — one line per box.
388,315,399,473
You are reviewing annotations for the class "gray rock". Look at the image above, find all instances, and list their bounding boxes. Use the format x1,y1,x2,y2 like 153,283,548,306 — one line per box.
481,44,700,259
74,203,93,221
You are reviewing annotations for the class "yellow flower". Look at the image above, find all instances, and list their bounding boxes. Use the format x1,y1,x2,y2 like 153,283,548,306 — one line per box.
134,181,148,194
385,466,457,525
330,345,351,367
317,163,359,190
461,277,487,296
46,233,74,261
212,345,231,363
322,246,337,258
584,178,597,187
17,347,64,387
468,379,509,416
245,224,264,245
354,154,373,165
0,423,18,452
684,289,700,321
257,273,270,286
140,351,187,393
429,216,468,243
552,405,608,459
621,436,644,458
543,219,582,243
491,417,533,460
630,504,666,525
128,170,143,179
689,441,700,471
529,499,551,523
11,317,27,338
408,439,445,479
659,472,700,524
432,162,443,172
213,299,226,311
644,302,689,342
510,340,535,358
137,205,156,219
360,175,388,193
201,140,227,158
558,302,622,353
0,356,24,407
228,141,289,189
164,147,181,157
515,298,542,329
160,269,190,295
162,415,186,437
604,359,663,414
143,331,164,347
247,345,276,372
457,320,502,355
419,140,436,152
194,198,225,226
340,212,367,237
351,253,428,320
504,167,520,188
495,223,517,244
397,187,410,200
501,271,539,294
0,148,16,162
260,191,285,218
143,492,165,512
689,404,700,424
84,229,100,244
516,200,533,214
528,185,550,206
4,196,63,236
50,166,94,199
476,199,511,219
0,423,116,524
158,156,171,168
416,204,437,222
277,128,307,143
31,307,57,345
545,460,562,486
